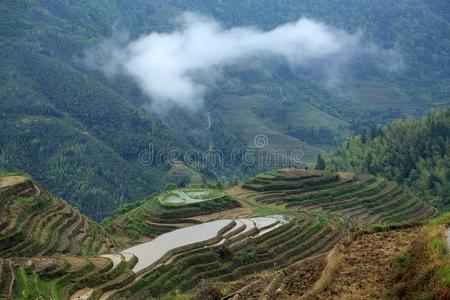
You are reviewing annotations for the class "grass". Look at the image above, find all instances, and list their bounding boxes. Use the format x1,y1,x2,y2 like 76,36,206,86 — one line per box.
391,213,450,298
7,255,136,300
428,212,450,226
393,251,414,272
247,170,433,225
256,171,281,180
252,204,289,217
0,181,118,258
13,267,57,300
0,172,27,179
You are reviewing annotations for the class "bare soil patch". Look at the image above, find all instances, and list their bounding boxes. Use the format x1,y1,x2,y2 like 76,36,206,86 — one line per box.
311,228,420,300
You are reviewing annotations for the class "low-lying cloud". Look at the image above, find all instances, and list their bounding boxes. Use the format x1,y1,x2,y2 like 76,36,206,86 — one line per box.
84,13,403,112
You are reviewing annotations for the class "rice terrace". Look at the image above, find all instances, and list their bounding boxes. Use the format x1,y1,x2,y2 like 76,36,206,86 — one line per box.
157,189,227,206
2,1,450,299
1,168,448,299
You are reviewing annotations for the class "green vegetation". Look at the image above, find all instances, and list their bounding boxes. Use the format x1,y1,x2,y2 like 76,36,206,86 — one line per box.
0,169,442,299
115,212,343,299
0,175,119,258
392,212,450,299
1,0,450,220
255,171,281,180
244,169,435,227
2,255,136,300
105,190,239,242
1,1,450,298
315,154,326,170
327,109,450,211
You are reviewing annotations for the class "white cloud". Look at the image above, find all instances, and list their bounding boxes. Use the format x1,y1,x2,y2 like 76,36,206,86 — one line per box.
84,13,403,112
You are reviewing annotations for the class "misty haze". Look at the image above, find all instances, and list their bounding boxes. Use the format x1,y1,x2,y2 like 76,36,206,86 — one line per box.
85,13,403,111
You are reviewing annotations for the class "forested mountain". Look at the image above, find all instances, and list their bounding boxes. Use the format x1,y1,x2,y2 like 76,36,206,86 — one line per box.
327,109,450,211
1,0,196,219
1,0,449,219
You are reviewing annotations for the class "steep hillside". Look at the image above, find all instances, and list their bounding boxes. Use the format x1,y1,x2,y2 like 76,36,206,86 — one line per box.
101,169,435,298
392,213,450,299
327,108,450,211
0,170,442,299
0,254,137,300
105,187,240,244
0,0,196,220
242,169,436,226
230,225,420,300
0,174,119,257
231,214,450,300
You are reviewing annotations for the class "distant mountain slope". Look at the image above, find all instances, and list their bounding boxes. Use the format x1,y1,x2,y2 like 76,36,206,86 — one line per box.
327,108,450,211
0,174,119,257
162,0,450,125
0,1,196,219
1,0,449,219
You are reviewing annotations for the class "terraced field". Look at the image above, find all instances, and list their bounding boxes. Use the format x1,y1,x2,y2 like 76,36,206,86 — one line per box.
218,93,320,167
0,175,119,258
0,170,439,300
106,188,240,243
230,225,423,300
0,253,136,300
158,188,227,206
243,169,436,226
109,212,344,299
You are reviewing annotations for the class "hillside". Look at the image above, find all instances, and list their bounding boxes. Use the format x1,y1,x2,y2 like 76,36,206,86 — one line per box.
101,169,435,298
2,0,450,219
0,174,119,257
231,221,450,300
104,187,241,244
327,108,450,211
2,1,450,299
231,226,419,299
0,0,198,220
0,170,445,299
242,169,436,226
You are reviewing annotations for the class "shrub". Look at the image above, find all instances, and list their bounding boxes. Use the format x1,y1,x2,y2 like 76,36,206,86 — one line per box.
432,239,448,255
192,279,222,300
393,251,413,272
234,249,256,264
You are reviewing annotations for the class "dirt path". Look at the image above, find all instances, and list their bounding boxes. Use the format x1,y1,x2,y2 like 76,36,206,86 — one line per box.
0,176,27,188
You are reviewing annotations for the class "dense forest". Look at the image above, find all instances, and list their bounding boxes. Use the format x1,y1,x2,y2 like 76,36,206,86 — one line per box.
327,109,450,211
1,0,450,219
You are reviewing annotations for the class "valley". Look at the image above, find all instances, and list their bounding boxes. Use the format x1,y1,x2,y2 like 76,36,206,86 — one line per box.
1,1,450,299
2,0,450,221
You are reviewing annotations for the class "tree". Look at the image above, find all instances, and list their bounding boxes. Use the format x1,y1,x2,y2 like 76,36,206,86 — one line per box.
316,154,326,170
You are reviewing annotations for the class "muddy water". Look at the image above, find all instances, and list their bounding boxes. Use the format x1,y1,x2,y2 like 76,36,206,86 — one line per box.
122,219,233,273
